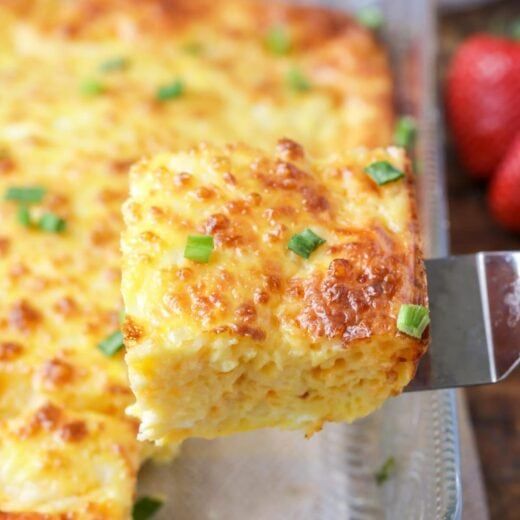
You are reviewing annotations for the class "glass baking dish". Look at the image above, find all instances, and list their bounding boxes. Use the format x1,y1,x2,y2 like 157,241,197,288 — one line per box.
137,1,462,518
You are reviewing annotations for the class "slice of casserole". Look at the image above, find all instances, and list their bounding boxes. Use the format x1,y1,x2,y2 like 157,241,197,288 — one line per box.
122,140,429,445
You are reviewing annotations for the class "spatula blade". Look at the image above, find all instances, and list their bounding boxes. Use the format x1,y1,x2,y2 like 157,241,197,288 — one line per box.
405,251,520,392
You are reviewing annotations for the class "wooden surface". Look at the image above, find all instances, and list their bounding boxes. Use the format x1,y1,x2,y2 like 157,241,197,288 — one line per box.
440,2,520,518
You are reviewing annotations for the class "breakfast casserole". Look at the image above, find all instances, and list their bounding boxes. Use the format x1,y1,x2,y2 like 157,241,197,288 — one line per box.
122,141,428,445
0,0,394,516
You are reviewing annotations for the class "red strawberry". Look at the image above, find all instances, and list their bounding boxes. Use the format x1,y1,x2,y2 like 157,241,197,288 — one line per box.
446,34,520,179
488,134,520,232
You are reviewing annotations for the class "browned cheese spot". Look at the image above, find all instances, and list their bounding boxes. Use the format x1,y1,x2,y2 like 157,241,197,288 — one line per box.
58,420,88,442
0,236,10,256
40,358,75,387
225,198,251,215
231,324,266,341
97,188,126,204
173,172,192,186
89,225,117,247
110,158,135,175
53,297,78,318
253,289,269,305
0,341,23,361
0,156,15,175
122,317,144,343
234,302,257,324
222,172,237,185
46,193,69,212
9,300,42,332
276,138,305,162
194,186,215,200
33,403,63,431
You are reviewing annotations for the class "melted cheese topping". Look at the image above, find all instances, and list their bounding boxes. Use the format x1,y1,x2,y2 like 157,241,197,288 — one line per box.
122,142,427,445
0,0,393,516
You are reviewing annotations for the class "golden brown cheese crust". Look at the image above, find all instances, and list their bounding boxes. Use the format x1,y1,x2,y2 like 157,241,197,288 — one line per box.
126,145,425,344
122,141,428,444
0,0,394,514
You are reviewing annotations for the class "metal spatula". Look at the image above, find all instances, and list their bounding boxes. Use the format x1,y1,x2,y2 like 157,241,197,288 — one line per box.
406,251,520,392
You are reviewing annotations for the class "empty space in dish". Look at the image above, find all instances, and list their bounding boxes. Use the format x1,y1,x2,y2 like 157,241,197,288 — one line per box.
139,391,459,519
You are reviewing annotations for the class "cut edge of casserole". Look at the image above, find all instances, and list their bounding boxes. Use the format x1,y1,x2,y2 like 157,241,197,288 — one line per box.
122,140,428,445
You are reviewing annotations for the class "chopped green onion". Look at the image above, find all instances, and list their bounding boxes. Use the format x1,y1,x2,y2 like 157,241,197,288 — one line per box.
5,186,46,204
265,25,291,55
156,80,184,101
287,68,311,92
38,213,66,233
288,229,325,259
184,235,214,263
97,330,124,356
119,309,126,323
356,6,384,30
182,41,203,55
394,116,417,148
132,496,163,520
375,456,396,485
17,205,32,227
80,79,105,96
397,304,430,339
364,161,404,186
99,56,129,73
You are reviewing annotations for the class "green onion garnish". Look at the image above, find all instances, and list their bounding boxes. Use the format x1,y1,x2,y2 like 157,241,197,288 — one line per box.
17,205,32,227
80,79,105,96
99,56,129,73
156,80,184,101
397,304,430,339
364,161,404,186
184,235,214,263
265,25,291,55
375,456,396,485
38,213,66,233
182,42,203,55
97,330,124,356
356,6,384,30
288,229,325,259
287,68,311,92
119,309,126,323
394,116,416,148
132,496,163,520
5,186,45,204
